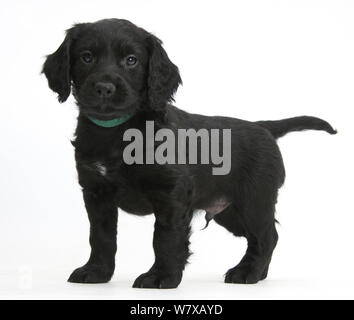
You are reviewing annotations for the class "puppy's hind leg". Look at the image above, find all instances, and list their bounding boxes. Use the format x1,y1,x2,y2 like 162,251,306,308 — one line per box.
214,199,278,284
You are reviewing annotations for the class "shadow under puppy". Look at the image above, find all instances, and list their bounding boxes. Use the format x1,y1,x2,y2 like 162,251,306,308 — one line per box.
43,19,336,288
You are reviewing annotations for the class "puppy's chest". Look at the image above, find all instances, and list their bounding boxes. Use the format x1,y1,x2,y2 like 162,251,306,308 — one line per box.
82,160,106,176
83,159,128,185
81,155,125,181
81,157,152,212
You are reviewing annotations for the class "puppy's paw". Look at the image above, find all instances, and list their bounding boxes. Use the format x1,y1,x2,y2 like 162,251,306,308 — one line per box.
68,263,114,284
224,265,265,284
132,270,182,289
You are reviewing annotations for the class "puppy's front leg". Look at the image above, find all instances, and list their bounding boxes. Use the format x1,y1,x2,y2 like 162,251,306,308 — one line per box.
133,203,192,289
68,189,117,283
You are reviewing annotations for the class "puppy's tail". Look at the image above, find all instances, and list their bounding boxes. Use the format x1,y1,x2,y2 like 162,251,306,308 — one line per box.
256,116,337,139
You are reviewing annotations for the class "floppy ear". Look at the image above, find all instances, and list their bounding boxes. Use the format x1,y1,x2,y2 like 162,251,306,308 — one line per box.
42,32,71,103
146,35,182,115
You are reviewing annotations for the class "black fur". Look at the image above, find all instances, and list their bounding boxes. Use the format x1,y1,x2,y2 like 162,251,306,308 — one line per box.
43,19,336,288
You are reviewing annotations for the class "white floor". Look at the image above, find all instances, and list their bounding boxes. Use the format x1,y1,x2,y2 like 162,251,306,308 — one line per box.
1,190,354,300
1,269,353,300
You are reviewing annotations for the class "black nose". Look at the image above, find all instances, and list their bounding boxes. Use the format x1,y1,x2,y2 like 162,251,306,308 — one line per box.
94,82,116,98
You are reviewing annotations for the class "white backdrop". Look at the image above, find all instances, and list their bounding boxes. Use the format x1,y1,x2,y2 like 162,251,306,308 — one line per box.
0,0,353,299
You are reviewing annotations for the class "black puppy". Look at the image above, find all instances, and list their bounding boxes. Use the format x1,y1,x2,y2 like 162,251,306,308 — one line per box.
43,19,336,288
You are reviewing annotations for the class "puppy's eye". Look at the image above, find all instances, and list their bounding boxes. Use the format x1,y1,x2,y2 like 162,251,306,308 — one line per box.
126,55,137,66
80,51,94,64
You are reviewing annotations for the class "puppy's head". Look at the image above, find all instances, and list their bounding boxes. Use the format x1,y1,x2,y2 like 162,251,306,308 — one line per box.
43,19,181,120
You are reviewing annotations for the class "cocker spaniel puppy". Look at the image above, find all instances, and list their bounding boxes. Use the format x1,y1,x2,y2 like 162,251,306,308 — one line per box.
43,19,336,288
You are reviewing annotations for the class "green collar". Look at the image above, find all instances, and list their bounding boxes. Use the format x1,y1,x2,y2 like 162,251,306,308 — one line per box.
87,113,135,128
